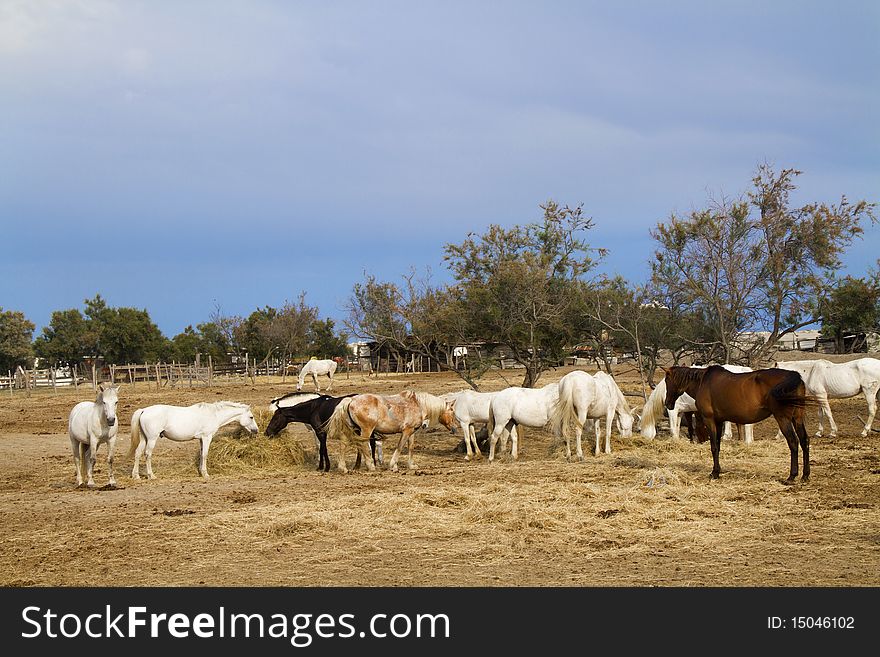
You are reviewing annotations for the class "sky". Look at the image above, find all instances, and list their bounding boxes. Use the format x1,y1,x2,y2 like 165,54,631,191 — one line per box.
1,0,878,338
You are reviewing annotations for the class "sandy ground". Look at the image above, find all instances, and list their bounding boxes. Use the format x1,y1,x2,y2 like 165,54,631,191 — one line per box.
1,360,878,587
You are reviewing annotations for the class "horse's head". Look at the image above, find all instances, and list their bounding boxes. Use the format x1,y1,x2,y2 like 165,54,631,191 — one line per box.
439,399,457,434
617,410,635,437
237,406,259,435
663,368,685,411
264,409,289,437
97,384,120,426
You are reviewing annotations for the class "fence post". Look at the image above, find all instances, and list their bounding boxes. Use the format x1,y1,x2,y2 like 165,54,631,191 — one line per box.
7,370,11,398
208,355,213,386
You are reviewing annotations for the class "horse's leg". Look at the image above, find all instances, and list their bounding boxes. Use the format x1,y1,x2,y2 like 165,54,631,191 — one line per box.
721,421,732,440
86,436,99,487
773,411,800,483
604,410,614,454
326,372,333,392
668,407,680,439
703,417,722,479
744,424,754,445
70,436,83,486
198,436,212,479
508,420,519,460
470,424,483,459
107,435,117,486
592,419,600,457
355,439,375,472
388,431,408,472
861,384,879,437
144,433,160,479
462,420,473,460
795,409,810,482
488,418,505,463
406,429,417,470
815,395,828,437
312,373,320,392
338,435,349,474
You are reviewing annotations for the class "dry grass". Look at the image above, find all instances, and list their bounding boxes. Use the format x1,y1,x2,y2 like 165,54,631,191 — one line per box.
0,357,878,587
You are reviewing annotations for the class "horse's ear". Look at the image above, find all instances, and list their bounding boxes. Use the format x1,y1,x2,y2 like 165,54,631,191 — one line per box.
446,398,456,410
98,383,105,392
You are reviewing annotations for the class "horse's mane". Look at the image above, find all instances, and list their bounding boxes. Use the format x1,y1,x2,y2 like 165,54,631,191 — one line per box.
193,401,250,410
410,391,449,426
667,366,708,387
594,371,631,413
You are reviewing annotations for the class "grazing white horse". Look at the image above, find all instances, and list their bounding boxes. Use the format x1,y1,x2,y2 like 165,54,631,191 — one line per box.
68,384,120,487
550,371,634,459
487,382,559,462
444,389,519,460
297,358,338,392
775,358,880,437
129,401,259,480
640,365,755,443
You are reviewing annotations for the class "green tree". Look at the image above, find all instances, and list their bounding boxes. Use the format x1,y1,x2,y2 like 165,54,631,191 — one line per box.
444,201,603,387
33,308,94,369
0,309,35,372
820,276,880,353
169,326,203,362
308,318,349,358
651,165,876,364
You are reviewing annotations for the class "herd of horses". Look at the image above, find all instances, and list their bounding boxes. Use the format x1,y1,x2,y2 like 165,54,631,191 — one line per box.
67,357,880,488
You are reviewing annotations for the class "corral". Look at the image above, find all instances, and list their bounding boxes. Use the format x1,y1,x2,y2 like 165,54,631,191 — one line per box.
1,358,878,587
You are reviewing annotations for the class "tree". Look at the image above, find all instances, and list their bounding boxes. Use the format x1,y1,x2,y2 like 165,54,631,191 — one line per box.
445,201,603,387
820,275,880,353
308,318,349,358
651,165,876,364
0,309,35,372
34,308,95,369
169,326,203,362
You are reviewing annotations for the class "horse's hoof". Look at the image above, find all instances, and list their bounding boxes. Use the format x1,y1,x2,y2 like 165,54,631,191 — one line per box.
87,482,96,488
390,465,399,473
782,478,795,486
710,473,720,480
801,475,810,483
464,455,471,461
577,455,584,462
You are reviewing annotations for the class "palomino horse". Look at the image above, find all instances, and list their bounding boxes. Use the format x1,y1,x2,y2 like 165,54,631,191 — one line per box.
326,390,456,472
68,384,120,487
487,382,560,462
551,370,634,460
640,365,756,443
774,358,880,437
266,392,357,471
664,365,810,482
129,401,259,480
444,389,519,461
296,358,338,392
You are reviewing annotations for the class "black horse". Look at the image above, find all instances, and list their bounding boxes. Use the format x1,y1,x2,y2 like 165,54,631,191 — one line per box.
265,392,376,472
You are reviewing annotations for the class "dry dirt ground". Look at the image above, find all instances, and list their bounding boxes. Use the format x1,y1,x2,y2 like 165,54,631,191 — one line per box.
1,360,878,587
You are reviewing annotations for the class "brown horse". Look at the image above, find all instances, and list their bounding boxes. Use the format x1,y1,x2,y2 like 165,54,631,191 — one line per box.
663,365,811,482
326,390,456,473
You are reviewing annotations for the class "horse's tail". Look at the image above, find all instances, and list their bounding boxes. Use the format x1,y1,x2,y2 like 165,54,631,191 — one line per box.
550,379,578,438
326,397,358,445
128,408,144,457
769,371,815,409
640,379,666,439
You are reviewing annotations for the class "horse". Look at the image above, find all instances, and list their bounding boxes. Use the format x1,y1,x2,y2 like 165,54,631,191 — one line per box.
640,364,756,443
129,401,259,480
443,389,519,461
326,390,456,473
487,382,560,462
68,384,120,487
549,371,634,460
774,358,880,437
265,391,357,471
296,358,338,392
663,365,810,482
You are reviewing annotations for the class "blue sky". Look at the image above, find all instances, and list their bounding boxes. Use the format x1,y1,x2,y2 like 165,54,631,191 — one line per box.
2,1,878,337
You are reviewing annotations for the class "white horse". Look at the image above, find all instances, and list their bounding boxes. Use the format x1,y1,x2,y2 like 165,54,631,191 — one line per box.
550,371,634,459
297,358,338,392
444,389,519,461
487,382,559,462
129,401,259,480
640,365,755,443
775,358,880,437
68,384,120,487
